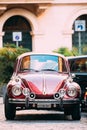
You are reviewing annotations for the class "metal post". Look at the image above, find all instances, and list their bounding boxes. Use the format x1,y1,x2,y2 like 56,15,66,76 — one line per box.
16,41,18,47
78,32,81,55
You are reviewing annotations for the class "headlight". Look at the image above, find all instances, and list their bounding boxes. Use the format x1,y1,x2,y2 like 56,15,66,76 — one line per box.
29,92,36,99
67,85,77,97
12,85,22,96
59,89,66,98
22,88,30,96
54,93,60,99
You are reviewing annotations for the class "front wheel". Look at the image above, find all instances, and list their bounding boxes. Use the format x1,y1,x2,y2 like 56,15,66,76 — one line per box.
71,104,81,120
4,94,16,120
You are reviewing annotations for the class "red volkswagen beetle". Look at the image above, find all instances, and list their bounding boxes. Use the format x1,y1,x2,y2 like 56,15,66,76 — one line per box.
4,52,81,120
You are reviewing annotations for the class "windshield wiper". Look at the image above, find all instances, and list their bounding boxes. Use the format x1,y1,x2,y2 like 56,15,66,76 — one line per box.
20,68,39,72
41,69,57,72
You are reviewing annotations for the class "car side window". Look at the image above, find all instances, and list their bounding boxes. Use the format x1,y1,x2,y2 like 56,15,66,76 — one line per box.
69,58,87,72
20,56,30,70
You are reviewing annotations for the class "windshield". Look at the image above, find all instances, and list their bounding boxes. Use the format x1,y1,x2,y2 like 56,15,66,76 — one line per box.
68,58,87,73
20,54,67,72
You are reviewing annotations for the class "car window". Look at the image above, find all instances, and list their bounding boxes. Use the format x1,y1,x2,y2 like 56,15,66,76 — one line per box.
20,54,67,72
69,58,87,73
20,56,30,70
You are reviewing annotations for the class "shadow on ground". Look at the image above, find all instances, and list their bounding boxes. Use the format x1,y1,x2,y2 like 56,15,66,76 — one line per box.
14,110,72,121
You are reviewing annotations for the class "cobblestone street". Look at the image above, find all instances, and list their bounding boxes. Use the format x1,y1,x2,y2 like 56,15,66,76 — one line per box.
0,98,87,130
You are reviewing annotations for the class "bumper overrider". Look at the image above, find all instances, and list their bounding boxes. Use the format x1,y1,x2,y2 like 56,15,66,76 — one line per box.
8,98,80,109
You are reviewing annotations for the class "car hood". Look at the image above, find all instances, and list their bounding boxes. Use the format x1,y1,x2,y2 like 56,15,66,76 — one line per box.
18,71,68,94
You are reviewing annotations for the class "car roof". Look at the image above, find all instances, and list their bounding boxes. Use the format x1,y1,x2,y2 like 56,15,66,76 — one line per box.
67,55,87,60
17,52,67,60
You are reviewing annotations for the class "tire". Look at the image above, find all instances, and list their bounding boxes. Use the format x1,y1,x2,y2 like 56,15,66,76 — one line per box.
71,104,81,120
4,94,16,120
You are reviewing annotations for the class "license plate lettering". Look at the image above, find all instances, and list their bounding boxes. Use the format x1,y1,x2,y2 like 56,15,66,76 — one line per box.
37,103,51,108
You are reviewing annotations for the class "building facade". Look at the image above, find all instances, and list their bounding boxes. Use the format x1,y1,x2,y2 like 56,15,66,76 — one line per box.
0,0,87,52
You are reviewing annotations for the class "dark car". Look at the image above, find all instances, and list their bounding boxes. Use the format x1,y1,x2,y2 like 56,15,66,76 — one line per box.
67,55,87,110
4,52,81,120
83,87,87,108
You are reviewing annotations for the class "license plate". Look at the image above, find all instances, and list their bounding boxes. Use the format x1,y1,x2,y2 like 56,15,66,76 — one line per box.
37,103,51,108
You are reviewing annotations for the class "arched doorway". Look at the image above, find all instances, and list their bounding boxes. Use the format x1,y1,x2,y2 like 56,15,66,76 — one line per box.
72,14,87,55
3,15,32,50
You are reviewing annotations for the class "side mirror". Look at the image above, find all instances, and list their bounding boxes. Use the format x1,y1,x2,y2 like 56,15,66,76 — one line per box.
71,73,75,78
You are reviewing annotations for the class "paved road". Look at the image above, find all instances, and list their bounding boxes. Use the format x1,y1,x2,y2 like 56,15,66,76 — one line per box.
0,97,87,130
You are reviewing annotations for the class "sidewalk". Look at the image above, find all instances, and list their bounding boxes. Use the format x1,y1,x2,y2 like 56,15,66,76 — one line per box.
0,97,3,104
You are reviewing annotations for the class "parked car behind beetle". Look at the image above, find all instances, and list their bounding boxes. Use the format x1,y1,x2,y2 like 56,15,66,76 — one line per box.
4,52,81,120
67,55,87,110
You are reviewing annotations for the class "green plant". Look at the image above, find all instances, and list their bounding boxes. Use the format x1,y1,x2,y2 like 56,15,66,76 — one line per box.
53,47,74,56
0,47,30,84
4,43,16,48
71,47,79,56
82,45,87,55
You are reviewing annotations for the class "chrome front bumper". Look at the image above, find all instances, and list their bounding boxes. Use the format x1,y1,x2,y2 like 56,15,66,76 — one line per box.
9,98,80,105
